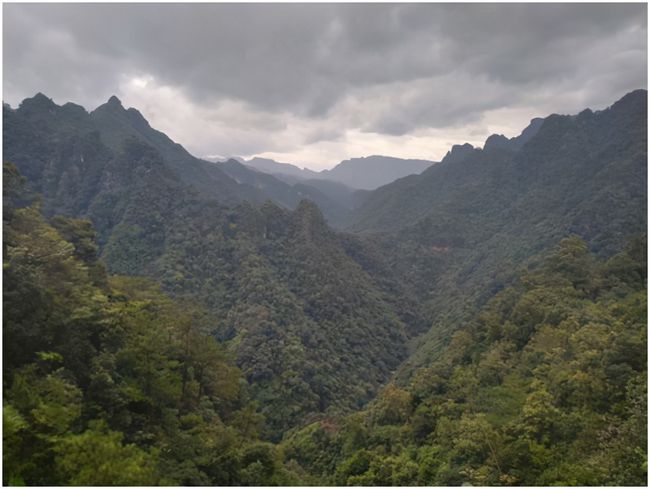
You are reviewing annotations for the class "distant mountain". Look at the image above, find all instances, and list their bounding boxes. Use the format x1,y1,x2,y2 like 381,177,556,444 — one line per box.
241,157,362,220
217,159,352,224
320,155,435,190
243,155,435,191
245,157,320,181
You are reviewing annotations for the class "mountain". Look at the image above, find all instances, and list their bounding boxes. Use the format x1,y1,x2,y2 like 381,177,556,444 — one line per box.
3,166,309,485
3,93,425,436
217,159,353,225
244,155,435,191
2,94,354,226
3,93,257,210
348,89,647,374
242,154,435,210
239,158,362,224
3,89,646,486
349,90,646,242
320,155,435,190
298,178,361,208
245,157,320,181
283,235,647,485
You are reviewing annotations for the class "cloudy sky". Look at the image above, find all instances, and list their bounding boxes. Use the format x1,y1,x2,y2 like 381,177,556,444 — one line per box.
3,3,647,170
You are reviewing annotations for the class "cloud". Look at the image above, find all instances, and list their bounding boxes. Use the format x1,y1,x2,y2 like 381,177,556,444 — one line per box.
3,3,646,169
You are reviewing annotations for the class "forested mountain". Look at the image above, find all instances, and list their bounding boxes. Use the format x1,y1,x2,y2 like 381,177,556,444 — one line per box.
3,89,647,486
239,160,362,218
347,89,648,376
282,236,647,485
350,92,645,238
2,94,348,226
3,94,425,438
3,93,254,207
3,165,311,485
217,159,353,225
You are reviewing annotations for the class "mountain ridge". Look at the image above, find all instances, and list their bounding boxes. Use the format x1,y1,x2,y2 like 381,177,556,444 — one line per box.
3,87,646,442
244,154,436,190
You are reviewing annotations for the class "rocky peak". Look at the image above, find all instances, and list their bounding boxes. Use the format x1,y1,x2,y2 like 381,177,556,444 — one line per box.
19,92,57,113
483,134,510,151
92,95,126,115
442,143,474,165
107,95,123,107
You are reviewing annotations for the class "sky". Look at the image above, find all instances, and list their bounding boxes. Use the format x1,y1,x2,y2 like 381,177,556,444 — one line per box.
3,3,647,170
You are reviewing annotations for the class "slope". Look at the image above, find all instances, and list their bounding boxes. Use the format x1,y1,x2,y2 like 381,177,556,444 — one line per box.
348,89,647,373
3,94,425,438
283,236,647,485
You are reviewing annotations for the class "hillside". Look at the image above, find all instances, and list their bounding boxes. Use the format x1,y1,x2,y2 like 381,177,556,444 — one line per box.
2,94,348,226
3,165,310,485
3,94,425,437
3,89,646,485
282,236,647,485
346,90,647,374
217,159,353,225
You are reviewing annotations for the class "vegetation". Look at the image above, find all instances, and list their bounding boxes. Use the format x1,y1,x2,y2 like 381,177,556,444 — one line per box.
283,236,647,485
3,88,647,485
348,89,648,377
3,165,304,485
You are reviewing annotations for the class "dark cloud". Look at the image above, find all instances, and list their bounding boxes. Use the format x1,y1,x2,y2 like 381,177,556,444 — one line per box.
3,3,646,168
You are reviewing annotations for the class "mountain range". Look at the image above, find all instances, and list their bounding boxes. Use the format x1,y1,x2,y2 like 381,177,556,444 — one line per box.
3,88,647,485
3,93,364,228
243,155,435,191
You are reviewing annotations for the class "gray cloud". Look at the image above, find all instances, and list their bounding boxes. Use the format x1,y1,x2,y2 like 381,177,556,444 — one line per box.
3,3,647,168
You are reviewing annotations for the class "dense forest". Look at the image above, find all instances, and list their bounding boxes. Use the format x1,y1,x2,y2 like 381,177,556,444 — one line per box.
3,164,308,485
3,89,647,485
282,236,647,485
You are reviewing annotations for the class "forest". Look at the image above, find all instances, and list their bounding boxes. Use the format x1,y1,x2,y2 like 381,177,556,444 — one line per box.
3,88,647,486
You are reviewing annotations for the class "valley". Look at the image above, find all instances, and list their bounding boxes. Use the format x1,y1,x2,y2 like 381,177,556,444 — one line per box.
3,89,647,485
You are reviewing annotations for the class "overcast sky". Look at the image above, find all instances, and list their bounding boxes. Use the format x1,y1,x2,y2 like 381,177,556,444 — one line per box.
3,3,647,170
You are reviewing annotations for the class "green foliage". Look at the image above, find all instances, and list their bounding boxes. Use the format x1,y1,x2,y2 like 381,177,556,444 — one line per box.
284,237,647,485
2,170,304,485
348,91,647,379
4,93,421,436
3,89,647,486
54,421,160,485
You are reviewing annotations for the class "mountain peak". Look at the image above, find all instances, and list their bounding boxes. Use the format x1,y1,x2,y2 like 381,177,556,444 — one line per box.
20,92,57,112
32,92,52,102
91,95,126,116
483,134,510,151
107,95,123,107
608,88,647,116
442,143,474,164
